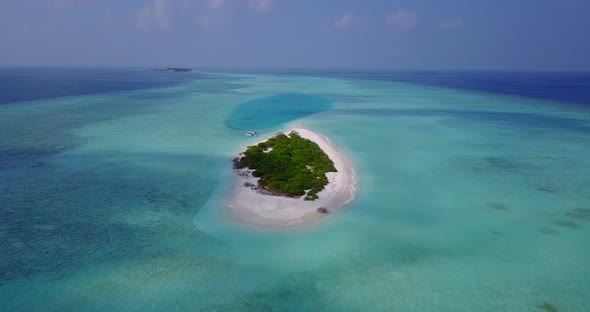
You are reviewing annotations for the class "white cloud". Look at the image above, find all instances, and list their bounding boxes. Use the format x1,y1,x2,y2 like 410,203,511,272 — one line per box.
439,19,463,31
136,7,152,30
385,10,417,30
208,0,225,11
40,0,95,9
333,13,356,29
136,0,171,31
133,0,275,31
194,15,225,30
248,0,272,13
51,0,73,9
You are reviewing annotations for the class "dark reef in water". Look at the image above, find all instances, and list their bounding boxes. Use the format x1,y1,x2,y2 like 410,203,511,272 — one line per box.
565,208,590,221
537,185,558,194
540,228,558,235
487,202,508,211
553,220,579,229
537,302,559,312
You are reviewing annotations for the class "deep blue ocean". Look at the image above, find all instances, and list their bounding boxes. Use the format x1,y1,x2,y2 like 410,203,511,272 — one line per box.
0,68,200,105
2,68,590,106
338,71,590,107
276,70,590,107
1,68,589,311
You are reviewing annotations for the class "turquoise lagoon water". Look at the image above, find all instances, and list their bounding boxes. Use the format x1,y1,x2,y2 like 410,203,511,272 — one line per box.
1,72,590,311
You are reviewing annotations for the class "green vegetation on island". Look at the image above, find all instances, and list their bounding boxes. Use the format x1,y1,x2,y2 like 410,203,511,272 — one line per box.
234,131,337,200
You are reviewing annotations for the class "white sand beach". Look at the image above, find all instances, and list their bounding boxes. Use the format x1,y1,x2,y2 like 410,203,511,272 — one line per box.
227,127,356,229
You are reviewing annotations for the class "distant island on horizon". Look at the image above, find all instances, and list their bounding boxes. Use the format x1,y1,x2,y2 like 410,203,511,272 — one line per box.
149,67,192,72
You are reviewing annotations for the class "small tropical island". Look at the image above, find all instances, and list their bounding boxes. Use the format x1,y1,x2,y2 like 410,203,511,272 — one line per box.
233,131,337,201
228,127,356,228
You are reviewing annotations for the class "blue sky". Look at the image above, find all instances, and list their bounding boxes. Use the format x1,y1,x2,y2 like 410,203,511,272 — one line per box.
1,0,589,70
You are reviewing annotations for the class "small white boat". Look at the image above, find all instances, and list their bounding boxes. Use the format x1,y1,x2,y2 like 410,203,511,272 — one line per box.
245,131,258,137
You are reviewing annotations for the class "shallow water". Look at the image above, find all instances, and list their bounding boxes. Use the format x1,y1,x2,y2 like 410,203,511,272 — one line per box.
1,70,589,311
